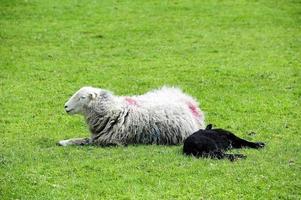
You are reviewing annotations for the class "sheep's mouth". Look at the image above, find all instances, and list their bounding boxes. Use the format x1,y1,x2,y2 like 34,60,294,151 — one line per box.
66,109,74,113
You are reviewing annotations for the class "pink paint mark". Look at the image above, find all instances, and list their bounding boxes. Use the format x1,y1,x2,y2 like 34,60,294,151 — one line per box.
187,102,201,118
125,97,138,106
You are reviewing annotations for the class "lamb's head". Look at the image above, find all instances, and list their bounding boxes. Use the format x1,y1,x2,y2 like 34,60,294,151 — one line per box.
64,86,100,115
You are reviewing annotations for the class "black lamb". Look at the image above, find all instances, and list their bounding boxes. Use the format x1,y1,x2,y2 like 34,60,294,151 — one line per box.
183,124,265,161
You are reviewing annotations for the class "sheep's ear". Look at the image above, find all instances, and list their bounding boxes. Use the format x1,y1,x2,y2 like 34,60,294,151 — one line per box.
99,90,110,99
88,92,97,100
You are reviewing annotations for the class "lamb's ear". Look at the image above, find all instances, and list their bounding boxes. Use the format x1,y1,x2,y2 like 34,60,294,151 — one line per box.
205,124,213,130
88,92,98,100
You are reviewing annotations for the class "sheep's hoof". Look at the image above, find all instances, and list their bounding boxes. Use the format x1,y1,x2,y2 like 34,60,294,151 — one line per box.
57,139,71,146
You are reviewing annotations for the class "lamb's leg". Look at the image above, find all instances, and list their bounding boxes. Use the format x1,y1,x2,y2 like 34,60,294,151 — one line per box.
207,151,246,161
223,153,247,161
231,137,265,149
224,132,265,149
57,138,91,146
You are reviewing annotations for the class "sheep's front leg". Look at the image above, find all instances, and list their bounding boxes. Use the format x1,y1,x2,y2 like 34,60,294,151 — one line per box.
57,137,91,146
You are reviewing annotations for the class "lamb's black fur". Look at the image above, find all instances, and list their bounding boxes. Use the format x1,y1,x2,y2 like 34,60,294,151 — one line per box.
183,124,265,161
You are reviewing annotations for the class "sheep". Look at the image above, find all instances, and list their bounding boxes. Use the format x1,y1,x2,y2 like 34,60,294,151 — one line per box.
183,124,265,161
58,86,205,146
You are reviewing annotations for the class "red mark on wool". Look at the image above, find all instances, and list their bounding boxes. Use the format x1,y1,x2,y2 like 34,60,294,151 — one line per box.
187,102,201,118
125,97,138,106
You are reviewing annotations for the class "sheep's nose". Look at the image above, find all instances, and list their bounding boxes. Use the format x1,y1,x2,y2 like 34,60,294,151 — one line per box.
64,105,68,109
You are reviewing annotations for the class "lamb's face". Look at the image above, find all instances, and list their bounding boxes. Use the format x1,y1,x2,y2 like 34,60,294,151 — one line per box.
64,87,98,115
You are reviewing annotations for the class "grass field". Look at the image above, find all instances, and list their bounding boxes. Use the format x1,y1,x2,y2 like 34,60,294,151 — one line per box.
1,0,301,199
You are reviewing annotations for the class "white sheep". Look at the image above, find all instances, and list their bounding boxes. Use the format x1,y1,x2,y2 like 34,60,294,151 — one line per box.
58,86,205,146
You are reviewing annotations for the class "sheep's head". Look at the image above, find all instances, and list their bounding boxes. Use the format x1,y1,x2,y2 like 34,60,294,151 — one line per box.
64,87,99,115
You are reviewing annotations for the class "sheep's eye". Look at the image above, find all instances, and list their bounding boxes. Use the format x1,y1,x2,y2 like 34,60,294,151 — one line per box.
80,96,86,100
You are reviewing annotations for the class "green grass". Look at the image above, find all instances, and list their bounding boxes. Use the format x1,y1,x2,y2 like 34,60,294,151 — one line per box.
1,0,300,199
